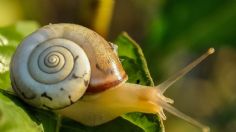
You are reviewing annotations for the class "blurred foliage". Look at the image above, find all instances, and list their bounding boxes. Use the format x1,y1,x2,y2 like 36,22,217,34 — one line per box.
0,0,236,132
142,0,236,81
0,0,23,27
0,21,39,90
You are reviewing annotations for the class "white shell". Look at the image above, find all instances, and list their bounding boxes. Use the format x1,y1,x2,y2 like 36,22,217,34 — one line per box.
10,25,91,109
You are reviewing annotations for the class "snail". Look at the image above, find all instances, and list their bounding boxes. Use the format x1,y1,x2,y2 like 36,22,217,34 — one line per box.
10,24,214,132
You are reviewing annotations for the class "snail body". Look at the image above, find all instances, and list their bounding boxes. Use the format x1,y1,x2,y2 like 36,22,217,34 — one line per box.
10,24,212,132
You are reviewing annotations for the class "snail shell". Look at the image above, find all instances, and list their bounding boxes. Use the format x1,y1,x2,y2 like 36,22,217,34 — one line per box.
10,24,127,109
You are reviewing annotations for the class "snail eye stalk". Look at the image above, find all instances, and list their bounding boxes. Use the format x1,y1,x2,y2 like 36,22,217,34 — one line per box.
154,48,214,132
157,48,215,94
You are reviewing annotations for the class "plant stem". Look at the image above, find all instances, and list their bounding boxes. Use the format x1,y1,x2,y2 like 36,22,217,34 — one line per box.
93,0,115,38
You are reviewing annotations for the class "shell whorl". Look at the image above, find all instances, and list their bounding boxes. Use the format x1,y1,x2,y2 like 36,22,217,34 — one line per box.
10,25,91,109
10,23,127,109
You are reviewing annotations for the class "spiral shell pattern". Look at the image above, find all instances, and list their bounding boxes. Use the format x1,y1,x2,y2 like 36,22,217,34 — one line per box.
10,27,91,109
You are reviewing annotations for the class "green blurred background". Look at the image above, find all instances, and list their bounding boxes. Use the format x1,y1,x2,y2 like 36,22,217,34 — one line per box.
0,0,236,132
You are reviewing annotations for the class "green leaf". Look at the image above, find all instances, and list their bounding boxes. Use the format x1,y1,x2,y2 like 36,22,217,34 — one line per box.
0,22,164,132
0,21,39,90
115,32,154,86
115,32,164,132
0,90,57,132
